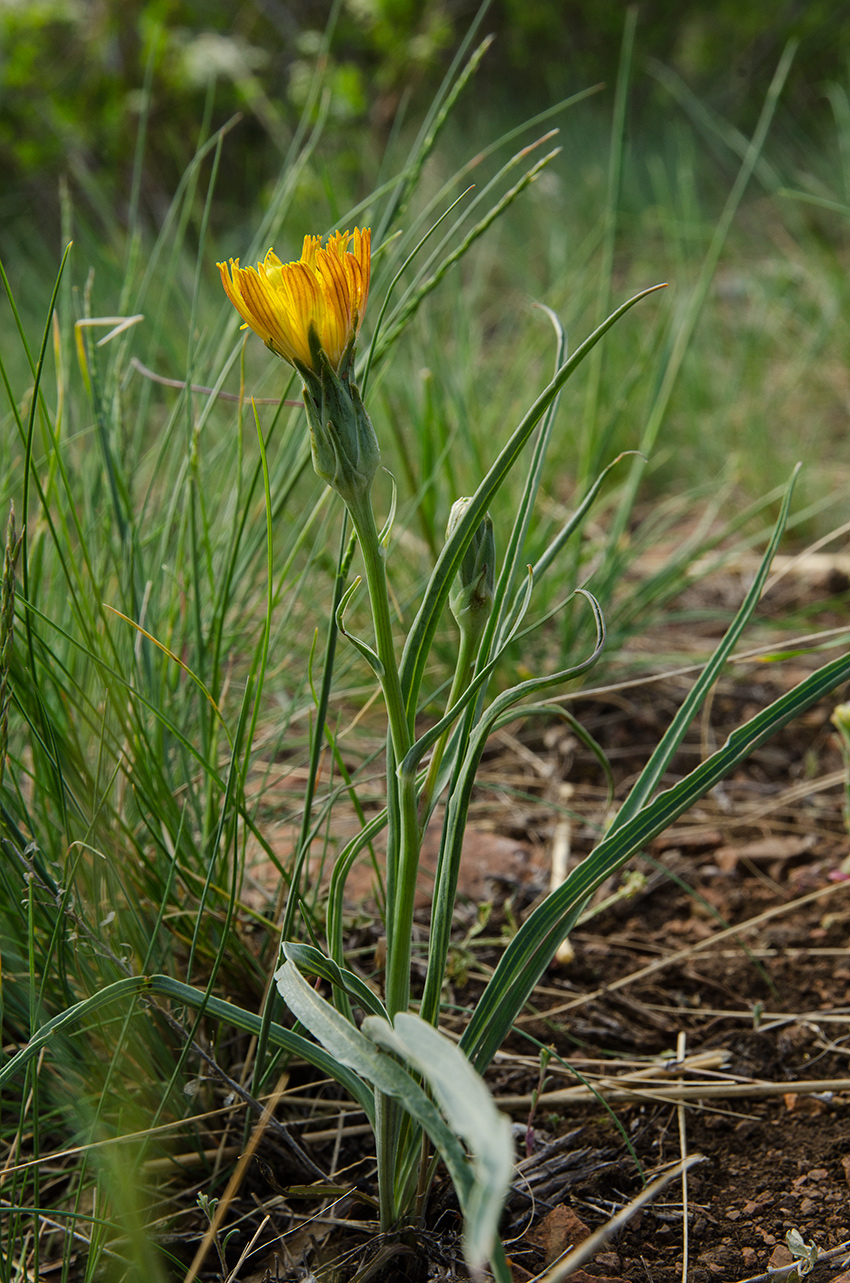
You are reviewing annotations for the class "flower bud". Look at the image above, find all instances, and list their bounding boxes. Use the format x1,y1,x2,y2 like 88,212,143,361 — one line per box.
446,498,495,630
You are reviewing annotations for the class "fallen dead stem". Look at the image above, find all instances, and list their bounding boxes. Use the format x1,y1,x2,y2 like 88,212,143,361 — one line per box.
183,1071,290,1283
664,767,846,836
129,356,300,405
548,623,850,708
497,1076,850,1110
0,1104,248,1179
515,879,850,1025
617,1003,850,1024
676,1032,690,1283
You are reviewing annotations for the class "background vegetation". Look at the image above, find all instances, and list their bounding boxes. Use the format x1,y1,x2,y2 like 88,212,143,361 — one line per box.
4,0,850,222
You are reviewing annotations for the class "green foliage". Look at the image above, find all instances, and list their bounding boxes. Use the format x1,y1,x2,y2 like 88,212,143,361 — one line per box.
3,0,848,228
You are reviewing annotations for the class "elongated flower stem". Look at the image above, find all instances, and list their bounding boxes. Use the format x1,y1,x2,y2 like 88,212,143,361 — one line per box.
374,1092,398,1231
344,492,420,1024
418,624,477,826
345,490,423,1228
346,495,410,760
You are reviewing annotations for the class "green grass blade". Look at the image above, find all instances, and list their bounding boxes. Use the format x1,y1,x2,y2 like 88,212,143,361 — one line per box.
462,642,850,1070
488,305,567,656
605,41,797,557
398,284,666,720
0,973,375,1118
373,144,561,363
607,464,799,836
579,5,636,487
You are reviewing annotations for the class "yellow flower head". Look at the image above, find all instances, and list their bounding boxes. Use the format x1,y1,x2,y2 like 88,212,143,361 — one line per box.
218,228,371,373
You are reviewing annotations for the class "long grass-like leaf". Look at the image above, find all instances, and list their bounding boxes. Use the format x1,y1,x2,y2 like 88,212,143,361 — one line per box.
462,642,850,1070
374,145,561,362
608,463,799,836
399,285,665,721
0,975,374,1118
603,41,796,562
420,592,605,1024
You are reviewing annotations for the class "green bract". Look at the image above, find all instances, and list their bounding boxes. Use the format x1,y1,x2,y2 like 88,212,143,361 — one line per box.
299,346,381,505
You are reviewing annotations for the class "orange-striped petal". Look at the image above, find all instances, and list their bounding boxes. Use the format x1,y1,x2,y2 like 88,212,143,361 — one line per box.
218,228,371,373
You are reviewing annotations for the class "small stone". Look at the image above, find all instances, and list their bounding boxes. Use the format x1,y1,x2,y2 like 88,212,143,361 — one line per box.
595,1252,621,1271
769,1244,794,1270
741,1247,758,1268
807,1167,829,1181
800,1197,817,1215
725,1209,741,1221
526,1205,590,1267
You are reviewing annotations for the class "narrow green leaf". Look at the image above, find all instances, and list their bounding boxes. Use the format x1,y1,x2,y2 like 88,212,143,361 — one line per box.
420,591,605,1025
336,576,384,677
0,975,374,1119
463,643,850,1070
399,285,665,721
608,464,798,836
282,942,389,1020
398,569,535,780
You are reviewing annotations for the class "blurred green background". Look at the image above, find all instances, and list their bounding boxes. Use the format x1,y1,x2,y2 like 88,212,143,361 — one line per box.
3,0,849,232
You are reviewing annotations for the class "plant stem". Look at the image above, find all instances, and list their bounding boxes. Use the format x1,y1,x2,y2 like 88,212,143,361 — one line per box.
346,494,410,764
374,1093,398,1231
345,489,424,1227
346,493,420,1019
418,623,477,826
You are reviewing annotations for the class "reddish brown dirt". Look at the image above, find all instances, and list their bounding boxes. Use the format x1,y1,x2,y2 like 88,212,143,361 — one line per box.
490,876,850,1283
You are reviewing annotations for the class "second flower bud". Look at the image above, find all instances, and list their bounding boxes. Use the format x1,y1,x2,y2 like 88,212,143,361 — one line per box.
446,498,495,633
